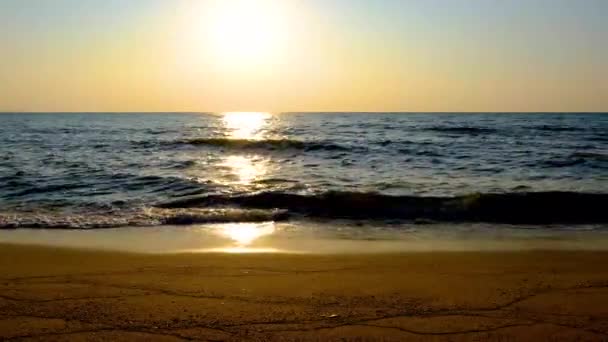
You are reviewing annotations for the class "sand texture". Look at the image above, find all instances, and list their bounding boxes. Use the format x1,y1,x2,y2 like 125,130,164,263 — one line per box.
1,244,608,341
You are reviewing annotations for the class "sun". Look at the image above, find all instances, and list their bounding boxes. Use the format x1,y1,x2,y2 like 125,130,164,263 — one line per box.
202,0,289,67
175,0,304,80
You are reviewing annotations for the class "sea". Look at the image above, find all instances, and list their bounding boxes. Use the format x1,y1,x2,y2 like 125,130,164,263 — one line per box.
1,112,607,252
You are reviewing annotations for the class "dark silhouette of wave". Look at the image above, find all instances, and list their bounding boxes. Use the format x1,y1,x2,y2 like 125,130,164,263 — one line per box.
570,152,608,161
531,125,580,132
167,138,355,152
425,127,498,134
544,152,608,168
158,191,608,224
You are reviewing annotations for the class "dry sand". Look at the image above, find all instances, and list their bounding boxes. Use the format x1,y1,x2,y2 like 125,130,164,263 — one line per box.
1,244,607,341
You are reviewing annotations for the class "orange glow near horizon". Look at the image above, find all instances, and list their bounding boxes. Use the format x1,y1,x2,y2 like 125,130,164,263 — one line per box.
1,0,606,112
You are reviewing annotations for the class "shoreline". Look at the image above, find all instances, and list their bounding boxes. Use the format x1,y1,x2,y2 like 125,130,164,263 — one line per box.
1,223,608,255
1,244,608,340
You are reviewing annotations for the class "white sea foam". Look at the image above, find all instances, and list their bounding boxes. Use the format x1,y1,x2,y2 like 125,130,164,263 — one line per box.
0,208,287,229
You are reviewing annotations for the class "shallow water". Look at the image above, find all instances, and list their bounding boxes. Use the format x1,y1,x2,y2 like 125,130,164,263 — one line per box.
1,112,607,228
1,222,607,254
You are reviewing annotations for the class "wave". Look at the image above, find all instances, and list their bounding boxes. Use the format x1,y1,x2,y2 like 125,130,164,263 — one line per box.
166,160,198,169
544,159,586,167
8,183,89,197
531,125,580,132
589,136,608,142
570,152,608,161
425,127,498,134
168,138,354,152
158,191,608,224
1,174,205,199
544,152,608,168
0,208,288,229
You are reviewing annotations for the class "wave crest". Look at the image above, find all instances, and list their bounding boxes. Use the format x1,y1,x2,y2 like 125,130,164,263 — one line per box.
158,191,608,224
0,208,288,229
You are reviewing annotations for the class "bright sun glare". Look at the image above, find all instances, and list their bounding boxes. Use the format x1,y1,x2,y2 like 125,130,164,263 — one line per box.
223,111,270,139
220,112,270,184
203,0,289,66
219,222,276,246
220,155,266,184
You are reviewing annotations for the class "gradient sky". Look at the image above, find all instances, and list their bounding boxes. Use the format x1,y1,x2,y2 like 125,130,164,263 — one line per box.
1,0,606,112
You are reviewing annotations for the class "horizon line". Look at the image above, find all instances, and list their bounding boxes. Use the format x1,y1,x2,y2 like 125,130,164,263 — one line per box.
1,111,607,114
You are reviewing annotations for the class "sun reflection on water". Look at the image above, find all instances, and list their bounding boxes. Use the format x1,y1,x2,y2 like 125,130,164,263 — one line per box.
219,222,276,246
219,155,266,184
219,112,271,186
200,113,278,253
222,112,271,140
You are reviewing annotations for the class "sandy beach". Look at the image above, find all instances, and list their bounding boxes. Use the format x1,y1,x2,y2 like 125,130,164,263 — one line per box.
3,0,607,339
0,244,607,341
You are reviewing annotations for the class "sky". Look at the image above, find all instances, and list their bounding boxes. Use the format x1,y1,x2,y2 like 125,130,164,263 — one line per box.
0,0,606,112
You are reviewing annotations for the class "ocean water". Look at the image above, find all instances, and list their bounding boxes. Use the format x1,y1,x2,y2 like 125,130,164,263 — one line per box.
1,112,607,231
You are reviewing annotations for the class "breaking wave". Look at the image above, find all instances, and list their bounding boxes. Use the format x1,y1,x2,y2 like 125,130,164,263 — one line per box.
2,191,607,228
158,191,608,224
0,208,288,229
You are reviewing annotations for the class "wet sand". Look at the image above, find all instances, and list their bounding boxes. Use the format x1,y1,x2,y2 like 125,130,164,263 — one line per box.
1,244,608,341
